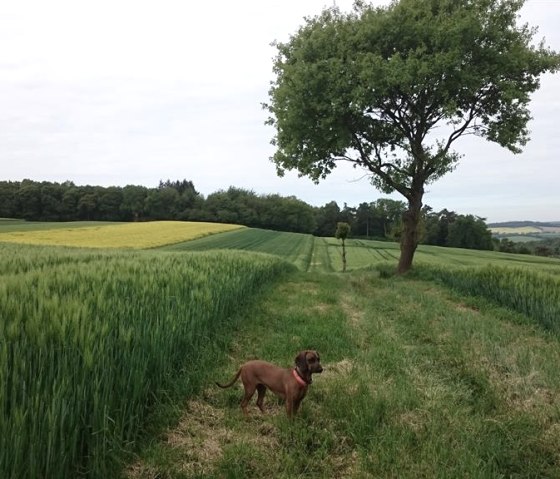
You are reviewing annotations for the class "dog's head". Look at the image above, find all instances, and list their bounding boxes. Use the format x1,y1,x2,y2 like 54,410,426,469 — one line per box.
295,350,323,375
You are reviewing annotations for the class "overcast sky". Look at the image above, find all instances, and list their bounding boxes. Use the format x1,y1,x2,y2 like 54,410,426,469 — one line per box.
1,0,558,222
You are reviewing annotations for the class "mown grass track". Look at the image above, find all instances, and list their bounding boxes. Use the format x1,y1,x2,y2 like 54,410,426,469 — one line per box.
128,270,560,478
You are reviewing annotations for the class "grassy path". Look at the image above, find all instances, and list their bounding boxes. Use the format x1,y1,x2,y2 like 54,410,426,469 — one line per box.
126,271,560,478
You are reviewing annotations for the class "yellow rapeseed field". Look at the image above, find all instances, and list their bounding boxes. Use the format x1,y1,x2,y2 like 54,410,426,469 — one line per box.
0,221,244,249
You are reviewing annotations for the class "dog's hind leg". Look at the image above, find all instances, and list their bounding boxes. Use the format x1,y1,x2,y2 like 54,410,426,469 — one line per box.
240,384,257,417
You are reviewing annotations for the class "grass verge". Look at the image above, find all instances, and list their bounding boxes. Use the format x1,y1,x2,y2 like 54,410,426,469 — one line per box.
408,263,560,334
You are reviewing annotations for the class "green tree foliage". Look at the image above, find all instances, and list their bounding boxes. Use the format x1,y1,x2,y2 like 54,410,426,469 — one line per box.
202,187,259,225
121,185,148,221
0,182,19,218
314,201,341,237
269,194,317,233
353,198,406,238
159,179,199,215
448,215,493,250
40,183,65,221
266,0,560,273
98,187,124,222
60,184,80,220
16,181,42,220
496,237,560,257
198,187,316,233
77,191,99,221
144,187,180,220
0,181,316,234
423,208,457,246
422,209,493,250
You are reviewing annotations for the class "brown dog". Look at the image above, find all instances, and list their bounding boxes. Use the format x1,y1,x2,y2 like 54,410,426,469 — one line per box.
216,350,323,418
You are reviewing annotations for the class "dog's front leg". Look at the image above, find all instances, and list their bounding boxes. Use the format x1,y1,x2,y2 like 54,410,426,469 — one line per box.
285,397,295,419
292,397,303,416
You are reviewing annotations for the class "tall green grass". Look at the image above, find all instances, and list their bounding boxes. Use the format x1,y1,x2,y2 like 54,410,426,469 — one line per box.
409,263,560,334
0,243,294,478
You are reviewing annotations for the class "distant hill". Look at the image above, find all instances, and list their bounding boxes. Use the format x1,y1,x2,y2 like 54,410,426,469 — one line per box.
488,221,560,238
487,221,560,228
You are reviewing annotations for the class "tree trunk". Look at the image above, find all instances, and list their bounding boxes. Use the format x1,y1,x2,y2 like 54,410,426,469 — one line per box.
397,193,423,274
342,239,347,272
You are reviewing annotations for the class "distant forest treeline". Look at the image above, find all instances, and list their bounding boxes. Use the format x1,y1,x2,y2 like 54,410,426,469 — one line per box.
0,178,533,254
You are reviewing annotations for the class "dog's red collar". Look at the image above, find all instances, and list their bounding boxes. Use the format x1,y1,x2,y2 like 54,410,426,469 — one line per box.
293,369,308,388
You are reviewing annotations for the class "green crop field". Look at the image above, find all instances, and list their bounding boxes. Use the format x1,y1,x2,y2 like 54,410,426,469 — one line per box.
162,228,315,271
0,242,294,478
2,222,560,478
164,227,560,275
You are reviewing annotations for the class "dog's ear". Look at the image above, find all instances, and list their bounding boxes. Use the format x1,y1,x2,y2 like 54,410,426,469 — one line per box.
295,351,309,373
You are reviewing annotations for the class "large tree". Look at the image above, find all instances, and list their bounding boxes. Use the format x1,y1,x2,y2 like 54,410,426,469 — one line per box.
265,0,559,273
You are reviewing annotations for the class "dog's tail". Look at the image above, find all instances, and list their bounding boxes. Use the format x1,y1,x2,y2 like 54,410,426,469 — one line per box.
215,368,242,389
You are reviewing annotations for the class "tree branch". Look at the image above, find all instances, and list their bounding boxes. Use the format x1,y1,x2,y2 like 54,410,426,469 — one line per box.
349,131,410,198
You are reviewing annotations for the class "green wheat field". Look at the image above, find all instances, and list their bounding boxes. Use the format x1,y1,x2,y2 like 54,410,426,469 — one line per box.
1,221,560,478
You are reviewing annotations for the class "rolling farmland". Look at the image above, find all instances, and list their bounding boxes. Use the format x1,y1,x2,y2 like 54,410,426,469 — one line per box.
489,224,560,242
2,221,560,478
165,227,560,333
3,221,559,275
163,229,409,272
164,227,560,274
